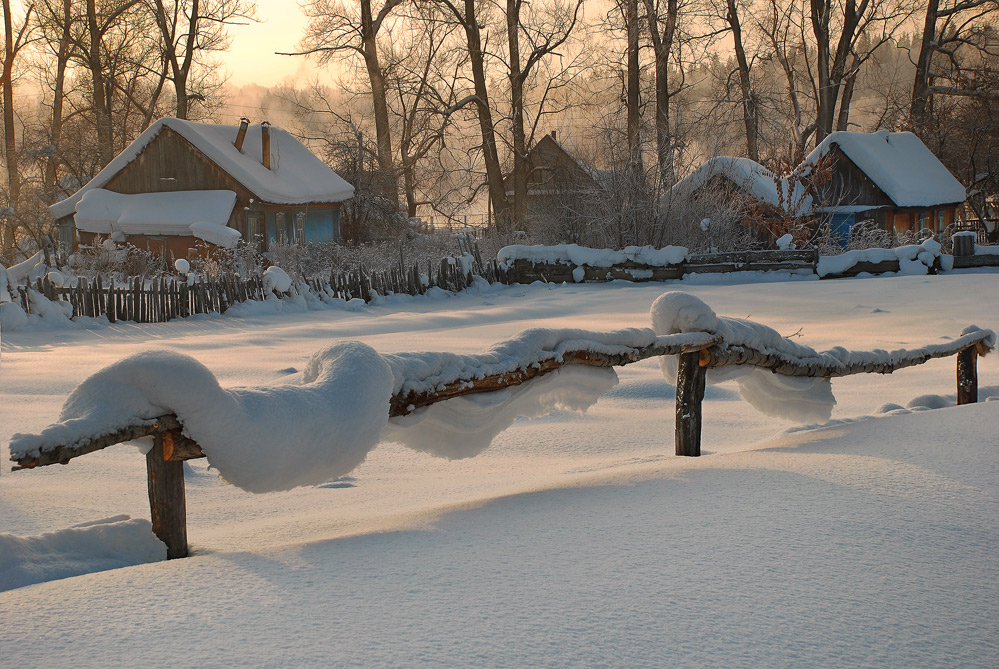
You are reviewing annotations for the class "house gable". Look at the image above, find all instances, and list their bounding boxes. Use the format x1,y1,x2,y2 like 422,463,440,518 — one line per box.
104,127,258,206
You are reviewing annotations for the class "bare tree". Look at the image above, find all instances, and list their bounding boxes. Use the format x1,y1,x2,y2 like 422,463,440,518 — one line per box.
295,0,404,209
1,0,36,251
910,0,999,126
505,0,583,230
808,0,916,143
149,0,256,120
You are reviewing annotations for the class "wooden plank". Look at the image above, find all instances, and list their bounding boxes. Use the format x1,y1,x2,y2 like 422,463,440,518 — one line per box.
146,434,188,559
389,335,723,416
675,350,707,456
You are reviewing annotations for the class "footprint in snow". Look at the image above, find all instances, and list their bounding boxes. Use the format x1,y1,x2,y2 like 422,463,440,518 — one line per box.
276,367,298,375
318,476,357,489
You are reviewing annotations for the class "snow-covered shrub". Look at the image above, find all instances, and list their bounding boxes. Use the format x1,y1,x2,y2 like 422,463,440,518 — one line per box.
188,240,262,279
263,233,490,280
69,238,167,280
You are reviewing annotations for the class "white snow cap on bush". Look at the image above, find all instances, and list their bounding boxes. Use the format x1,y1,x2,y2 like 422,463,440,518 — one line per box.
263,266,292,294
651,291,836,423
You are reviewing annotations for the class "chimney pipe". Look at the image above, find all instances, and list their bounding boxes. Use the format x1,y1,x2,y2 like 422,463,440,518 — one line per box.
234,117,249,151
261,121,271,170
551,130,556,140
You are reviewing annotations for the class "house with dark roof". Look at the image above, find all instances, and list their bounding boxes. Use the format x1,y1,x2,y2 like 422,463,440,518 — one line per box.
506,132,607,224
672,131,966,245
801,130,966,242
49,117,354,259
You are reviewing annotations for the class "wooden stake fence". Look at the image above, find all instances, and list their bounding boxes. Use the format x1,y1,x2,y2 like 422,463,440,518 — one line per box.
14,255,509,325
8,328,994,559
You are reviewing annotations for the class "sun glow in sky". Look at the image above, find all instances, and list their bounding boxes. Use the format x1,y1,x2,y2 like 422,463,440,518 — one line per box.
221,0,326,87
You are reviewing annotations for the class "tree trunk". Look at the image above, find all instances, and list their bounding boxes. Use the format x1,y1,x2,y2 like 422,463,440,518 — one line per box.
508,0,528,231
643,0,677,184
2,0,19,227
910,0,939,127
86,0,113,166
361,0,399,210
625,0,641,172
45,0,72,195
728,0,758,161
462,0,509,232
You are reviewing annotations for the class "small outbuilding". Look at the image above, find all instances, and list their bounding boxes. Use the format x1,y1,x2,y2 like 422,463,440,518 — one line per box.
50,117,354,258
801,130,966,242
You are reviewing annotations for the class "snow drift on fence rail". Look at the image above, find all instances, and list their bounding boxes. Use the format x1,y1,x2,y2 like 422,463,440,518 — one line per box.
652,291,837,423
9,329,646,493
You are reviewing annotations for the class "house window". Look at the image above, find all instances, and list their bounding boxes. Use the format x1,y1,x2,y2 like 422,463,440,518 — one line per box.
918,212,929,236
247,214,261,248
275,212,286,242
296,212,306,243
58,222,74,256
938,209,946,231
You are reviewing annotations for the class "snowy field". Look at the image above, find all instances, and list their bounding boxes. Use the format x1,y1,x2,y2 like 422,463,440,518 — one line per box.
2,270,998,666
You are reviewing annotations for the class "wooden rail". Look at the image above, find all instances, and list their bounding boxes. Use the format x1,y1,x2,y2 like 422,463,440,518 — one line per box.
8,328,993,560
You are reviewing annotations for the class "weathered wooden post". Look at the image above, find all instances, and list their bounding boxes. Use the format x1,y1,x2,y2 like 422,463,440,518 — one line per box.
675,350,707,456
146,433,189,559
957,345,978,405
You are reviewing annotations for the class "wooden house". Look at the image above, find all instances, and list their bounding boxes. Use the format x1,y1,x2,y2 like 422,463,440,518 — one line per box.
49,117,354,259
802,130,966,242
507,132,606,223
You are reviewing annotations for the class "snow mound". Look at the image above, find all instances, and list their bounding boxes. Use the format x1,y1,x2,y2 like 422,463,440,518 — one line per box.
0,516,165,592
263,266,293,295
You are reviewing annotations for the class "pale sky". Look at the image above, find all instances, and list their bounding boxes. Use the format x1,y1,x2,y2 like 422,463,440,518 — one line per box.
221,0,324,88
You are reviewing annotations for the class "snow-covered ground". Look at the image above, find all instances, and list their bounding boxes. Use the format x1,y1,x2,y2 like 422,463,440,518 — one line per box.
2,271,997,666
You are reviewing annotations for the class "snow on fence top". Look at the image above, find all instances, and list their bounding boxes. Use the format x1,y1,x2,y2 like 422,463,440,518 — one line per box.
9,292,993,495
497,244,689,269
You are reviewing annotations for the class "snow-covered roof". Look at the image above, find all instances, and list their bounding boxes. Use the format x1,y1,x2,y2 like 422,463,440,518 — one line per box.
74,189,241,248
803,130,965,207
50,118,355,219
671,157,811,216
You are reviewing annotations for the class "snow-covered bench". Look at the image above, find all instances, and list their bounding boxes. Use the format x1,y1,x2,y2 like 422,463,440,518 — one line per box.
8,292,994,560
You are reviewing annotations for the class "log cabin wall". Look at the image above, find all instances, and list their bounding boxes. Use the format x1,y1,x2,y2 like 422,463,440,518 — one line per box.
816,146,895,209
103,127,258,234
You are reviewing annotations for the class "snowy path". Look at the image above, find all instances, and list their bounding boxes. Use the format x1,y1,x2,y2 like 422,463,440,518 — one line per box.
2,271,998,665
2,405,996,667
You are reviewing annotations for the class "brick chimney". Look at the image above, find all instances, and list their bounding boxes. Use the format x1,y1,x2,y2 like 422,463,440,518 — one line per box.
234,117,249,151
260,121,271,170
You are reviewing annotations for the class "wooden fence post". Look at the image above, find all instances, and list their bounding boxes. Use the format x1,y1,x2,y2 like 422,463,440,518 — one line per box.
675,350,707,456
146,433,189,559
957,346,978,405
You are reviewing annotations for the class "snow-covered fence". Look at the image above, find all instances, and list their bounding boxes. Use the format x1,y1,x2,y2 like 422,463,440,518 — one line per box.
9,255,508,325
9,292,994,561
499,241,999,284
